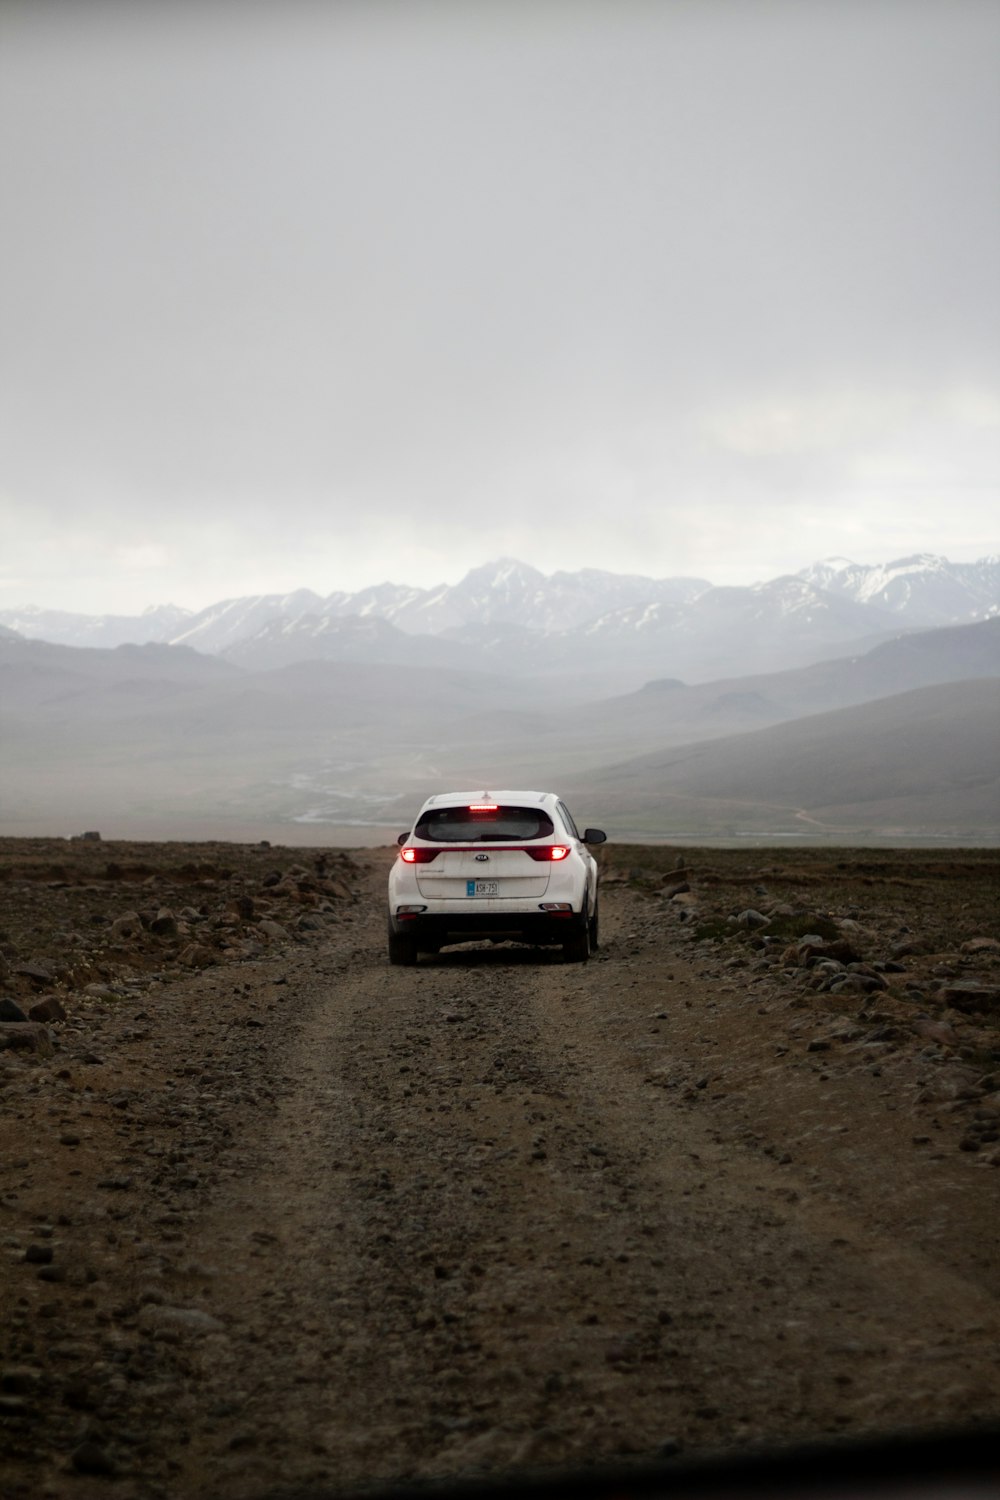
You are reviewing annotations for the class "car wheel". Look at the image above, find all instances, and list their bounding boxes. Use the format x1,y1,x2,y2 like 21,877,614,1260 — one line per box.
387,920,418,966
588,895,600,951
563,909,591,964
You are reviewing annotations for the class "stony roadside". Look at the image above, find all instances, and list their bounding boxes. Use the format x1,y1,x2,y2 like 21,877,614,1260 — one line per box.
0,838,998,1499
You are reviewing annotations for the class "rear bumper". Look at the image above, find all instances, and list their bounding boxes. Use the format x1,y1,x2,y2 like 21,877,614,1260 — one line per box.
389,908,583,949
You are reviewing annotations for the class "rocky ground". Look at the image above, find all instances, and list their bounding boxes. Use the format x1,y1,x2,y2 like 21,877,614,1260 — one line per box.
1,837,998,1499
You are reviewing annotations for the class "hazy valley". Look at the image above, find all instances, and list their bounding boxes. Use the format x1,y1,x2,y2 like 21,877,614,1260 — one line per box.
1,555,998,843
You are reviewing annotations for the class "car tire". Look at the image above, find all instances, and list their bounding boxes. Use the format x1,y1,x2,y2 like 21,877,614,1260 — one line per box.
563,909,591,964
588,895,600,951
387,921,418,966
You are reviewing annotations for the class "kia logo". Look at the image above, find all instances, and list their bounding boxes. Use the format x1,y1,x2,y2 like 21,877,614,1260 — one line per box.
475,853,490,862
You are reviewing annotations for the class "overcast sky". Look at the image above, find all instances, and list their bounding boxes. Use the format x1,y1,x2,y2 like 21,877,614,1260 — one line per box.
1,0,998,614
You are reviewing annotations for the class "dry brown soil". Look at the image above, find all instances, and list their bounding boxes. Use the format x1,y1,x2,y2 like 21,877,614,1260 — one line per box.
1,839,998,1498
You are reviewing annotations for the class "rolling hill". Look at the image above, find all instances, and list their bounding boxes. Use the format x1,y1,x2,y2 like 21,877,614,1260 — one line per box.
1,615,996,842
571,680,1000,839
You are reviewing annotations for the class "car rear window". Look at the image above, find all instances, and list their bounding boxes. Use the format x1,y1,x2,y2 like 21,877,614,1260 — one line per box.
415,805,555,843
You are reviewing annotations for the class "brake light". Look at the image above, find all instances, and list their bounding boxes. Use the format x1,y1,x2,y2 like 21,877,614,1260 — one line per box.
400,847,439,864
468,803,498,812
526,844,571,862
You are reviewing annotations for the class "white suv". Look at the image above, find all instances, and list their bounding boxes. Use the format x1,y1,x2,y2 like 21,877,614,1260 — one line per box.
387,790,606,965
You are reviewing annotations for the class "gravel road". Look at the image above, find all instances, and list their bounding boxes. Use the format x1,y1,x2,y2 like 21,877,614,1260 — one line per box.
1,846,998,1498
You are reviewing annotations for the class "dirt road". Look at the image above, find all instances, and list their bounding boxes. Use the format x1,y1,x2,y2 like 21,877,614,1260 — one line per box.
1,844,998,1497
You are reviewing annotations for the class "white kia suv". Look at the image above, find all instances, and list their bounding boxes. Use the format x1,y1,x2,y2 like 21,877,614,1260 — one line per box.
387,790,606,965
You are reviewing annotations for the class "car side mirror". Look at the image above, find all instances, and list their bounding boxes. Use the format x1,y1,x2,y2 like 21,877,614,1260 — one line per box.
397,832,409,846
583,828,607,844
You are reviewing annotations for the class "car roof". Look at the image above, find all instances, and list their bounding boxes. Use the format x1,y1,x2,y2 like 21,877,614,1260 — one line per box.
419,790,560,811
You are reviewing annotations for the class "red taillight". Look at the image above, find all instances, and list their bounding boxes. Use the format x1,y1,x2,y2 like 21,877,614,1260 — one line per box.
468,803,498,812
400,847,439,864
526,844,571,862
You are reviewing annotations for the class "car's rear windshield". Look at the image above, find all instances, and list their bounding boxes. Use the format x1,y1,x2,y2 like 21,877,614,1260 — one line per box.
414,805,555,843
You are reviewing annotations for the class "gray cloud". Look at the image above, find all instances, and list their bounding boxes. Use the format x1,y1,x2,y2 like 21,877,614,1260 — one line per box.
1,0,997,609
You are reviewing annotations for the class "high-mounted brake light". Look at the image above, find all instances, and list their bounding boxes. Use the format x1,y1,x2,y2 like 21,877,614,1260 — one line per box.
526,844,571,862
468,803,498,812
400,847,439,864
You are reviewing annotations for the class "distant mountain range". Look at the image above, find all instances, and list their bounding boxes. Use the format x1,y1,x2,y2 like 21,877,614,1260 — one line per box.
0,601,190,651
1,604,997,842
2,554,997,695
797,554,1000,624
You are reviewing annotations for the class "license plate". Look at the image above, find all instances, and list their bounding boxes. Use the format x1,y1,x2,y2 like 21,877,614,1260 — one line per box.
467,879,499,896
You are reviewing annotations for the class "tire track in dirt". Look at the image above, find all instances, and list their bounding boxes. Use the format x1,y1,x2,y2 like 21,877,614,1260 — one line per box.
168,891,1000,1497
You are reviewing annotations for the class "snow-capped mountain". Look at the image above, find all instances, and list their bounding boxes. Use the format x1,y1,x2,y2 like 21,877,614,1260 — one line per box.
0,602,191,649
321,581,433,630
197,556,995,685
553,575,904,685
584,576,892,640
133,559,710,656
168,589,324,655
205,571,907,689
797,554,1000,625
3,557,996,686
382,559,709,635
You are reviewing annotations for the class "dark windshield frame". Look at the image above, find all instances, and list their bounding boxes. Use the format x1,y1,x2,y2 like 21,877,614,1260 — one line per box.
414,805,555,844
